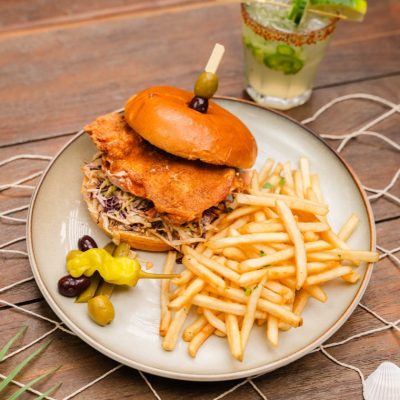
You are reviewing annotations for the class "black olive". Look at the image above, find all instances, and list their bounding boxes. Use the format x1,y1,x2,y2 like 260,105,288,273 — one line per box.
78,235,98,252
58,275,91,297
188,96,209,113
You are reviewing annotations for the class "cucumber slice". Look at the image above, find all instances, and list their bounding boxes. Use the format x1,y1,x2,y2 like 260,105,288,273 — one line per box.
264,53,304,75
276,45,295,56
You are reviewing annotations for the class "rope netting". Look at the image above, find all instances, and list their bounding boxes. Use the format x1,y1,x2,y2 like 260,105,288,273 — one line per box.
0,93,399,399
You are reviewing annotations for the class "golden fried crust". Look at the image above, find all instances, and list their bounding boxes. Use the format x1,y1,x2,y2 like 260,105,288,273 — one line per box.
85,112,236,225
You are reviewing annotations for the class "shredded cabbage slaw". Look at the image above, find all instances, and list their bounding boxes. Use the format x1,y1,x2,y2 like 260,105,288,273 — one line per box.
82,155,230,248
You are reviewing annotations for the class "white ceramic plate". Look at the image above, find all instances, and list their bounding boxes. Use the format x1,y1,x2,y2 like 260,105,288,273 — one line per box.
27,98,375,381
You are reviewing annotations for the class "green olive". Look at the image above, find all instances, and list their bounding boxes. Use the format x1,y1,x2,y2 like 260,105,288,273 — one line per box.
88,295,115,326
194,72,219,99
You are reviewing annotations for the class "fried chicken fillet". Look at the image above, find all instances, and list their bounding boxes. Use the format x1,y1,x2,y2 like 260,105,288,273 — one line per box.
85,113,241,225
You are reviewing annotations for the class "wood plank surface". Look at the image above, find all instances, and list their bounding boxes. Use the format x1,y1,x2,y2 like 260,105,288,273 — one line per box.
0,1,399,146
0,1,399,399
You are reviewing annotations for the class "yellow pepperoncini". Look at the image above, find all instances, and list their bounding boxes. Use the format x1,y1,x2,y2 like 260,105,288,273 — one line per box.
67,248,177,286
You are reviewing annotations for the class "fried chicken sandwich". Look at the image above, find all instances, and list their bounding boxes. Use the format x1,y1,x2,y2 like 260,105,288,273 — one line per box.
82,86,257,251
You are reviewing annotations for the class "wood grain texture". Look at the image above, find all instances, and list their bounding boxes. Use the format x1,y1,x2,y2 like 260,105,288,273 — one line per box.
0,1,399,399
0,0,203,31
0,1,399,146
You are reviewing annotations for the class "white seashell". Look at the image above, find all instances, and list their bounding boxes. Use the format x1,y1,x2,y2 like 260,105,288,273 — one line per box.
364,362,400,400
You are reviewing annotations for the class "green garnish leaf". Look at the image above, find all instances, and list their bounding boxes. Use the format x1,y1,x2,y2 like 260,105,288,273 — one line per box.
0,341,52,393
0,326,27,362
7,367,60,400
263,182,273,189
279,177,286,186
260,250,266,256
34,383,63,400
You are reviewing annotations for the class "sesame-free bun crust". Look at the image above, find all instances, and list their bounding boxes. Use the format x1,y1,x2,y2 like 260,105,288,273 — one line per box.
124,86,257,169
81,177,171,252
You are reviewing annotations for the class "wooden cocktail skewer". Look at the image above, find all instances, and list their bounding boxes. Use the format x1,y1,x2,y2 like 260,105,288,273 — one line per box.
217,0,347,20
205,43,226,74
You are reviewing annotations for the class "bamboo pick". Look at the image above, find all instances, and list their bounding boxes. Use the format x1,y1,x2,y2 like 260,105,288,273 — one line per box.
205,43,226,74
216,0,348,20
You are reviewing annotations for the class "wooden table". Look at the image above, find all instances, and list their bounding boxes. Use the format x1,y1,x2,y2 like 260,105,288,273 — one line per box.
0,1,399,399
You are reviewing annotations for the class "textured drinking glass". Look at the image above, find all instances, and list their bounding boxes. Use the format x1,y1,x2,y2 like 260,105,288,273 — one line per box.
241,3,337,110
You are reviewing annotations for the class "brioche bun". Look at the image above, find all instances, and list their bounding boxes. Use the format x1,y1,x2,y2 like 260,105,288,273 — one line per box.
81,177,171,252
124,86,257,169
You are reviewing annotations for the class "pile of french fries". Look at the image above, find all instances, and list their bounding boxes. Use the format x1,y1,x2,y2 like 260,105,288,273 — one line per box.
159,157,379,361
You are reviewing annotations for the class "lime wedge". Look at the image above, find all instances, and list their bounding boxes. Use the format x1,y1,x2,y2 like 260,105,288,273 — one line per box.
309,0,367,21
288,0,310,25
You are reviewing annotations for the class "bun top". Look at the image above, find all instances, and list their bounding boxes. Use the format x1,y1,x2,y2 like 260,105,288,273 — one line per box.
124,86,257,169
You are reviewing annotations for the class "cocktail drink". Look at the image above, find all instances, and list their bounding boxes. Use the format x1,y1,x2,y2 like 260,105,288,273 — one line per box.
242,2,337,110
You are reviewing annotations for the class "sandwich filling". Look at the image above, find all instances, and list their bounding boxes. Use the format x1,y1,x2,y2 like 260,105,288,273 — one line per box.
82,156,231,248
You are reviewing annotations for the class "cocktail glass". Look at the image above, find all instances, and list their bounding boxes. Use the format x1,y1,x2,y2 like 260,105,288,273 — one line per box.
241,2,337,110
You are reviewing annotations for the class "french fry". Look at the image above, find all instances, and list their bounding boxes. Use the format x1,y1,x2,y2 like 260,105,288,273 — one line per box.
310,249,379,263
237,193,329,216
300,157,311,191
253,211,267,222
223,247,247,261
182,315,207,342
188,323,215,357
238,269,268,287
257,298,302,327
168,278,205,311
258,158,275,187
293,170,304,199
240,240,332,271
160,251,177,336
305,266,353,286
264,207,279,219
241,276,266,352
211,216,250,240
183,245,241,283
293,289,310,315
183,256,226,289
162,305,191,351
264,281,293,302
203,309,226,334
307,262,339,275
192,294,268,319
241,221,284,234
226,313,243,361
276,200,307,289
225,206,261,222
266,315,279,347
338,213,360,241
251,170,260,192
207,232,290,250
304,285,328,303
303,231,319,242
266,265,296,280
225,259,240,272
282,161,294,188
310,174,324,203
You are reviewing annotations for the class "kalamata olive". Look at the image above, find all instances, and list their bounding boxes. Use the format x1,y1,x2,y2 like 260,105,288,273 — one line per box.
58,275,91,297
188,96,208,113
78,235,98,252
194,71,219,99
88,295,115,326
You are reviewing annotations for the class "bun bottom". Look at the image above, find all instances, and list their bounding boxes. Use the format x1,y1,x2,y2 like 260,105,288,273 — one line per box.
81,177,171,252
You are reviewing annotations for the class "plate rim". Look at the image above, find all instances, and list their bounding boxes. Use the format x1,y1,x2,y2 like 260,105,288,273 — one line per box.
27,96,376,381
